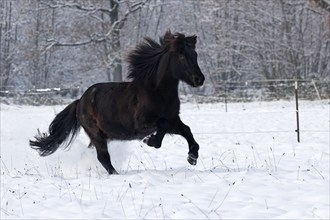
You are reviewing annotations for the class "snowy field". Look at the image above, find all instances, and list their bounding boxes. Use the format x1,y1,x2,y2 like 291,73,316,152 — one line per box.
1,100,329,219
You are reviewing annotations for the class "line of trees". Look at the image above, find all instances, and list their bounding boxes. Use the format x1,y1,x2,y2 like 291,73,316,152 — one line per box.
0,0,329,93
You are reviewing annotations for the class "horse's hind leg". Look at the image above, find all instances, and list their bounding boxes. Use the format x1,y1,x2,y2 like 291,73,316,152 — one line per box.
94,137,118,175
84,128,118,175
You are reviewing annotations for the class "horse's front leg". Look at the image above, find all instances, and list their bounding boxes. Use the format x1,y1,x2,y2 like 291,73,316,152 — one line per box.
144,116,199,166
171,117,199,166
143,118,169,148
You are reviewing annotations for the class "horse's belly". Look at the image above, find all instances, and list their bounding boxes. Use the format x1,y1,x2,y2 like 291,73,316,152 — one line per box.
130,124,157,140
103,121,156,141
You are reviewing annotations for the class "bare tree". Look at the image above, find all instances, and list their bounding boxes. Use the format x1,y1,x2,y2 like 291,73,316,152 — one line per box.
0,0,13,90
1,0,329,93
197,0,329,83
39,0,149,84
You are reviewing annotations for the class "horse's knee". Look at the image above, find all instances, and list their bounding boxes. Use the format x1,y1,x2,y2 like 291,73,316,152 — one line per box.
143,133,162,148
181,124,191,134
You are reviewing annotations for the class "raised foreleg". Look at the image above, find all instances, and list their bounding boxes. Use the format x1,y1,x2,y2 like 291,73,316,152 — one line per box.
143,118,169,148
169,116,199,165
144,116,199,165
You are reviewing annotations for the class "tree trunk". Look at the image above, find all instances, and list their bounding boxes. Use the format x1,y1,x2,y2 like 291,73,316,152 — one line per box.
0,0,12,90
109,0,122,82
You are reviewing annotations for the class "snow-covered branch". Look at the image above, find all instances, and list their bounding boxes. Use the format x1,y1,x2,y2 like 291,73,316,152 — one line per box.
39,0,115,15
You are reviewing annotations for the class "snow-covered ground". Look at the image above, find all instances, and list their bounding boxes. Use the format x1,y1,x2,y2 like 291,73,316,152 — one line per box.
1,100,329,219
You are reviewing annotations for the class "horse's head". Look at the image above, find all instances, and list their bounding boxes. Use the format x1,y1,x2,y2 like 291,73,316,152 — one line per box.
163,30,205,87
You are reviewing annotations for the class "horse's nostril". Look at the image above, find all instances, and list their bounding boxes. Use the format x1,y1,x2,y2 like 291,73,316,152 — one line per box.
193,76,204,86
197,76,204,85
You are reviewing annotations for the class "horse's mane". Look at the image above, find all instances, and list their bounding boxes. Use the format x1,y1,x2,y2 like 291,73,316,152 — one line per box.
126,37,168,83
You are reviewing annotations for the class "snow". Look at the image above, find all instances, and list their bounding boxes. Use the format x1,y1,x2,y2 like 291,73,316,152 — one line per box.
1,100,329,219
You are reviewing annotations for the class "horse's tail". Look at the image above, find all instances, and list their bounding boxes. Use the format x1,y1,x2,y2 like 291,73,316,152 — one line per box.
30,100,80,156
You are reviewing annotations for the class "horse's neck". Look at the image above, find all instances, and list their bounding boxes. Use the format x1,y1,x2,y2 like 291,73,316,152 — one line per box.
140,51,179,102
155,52,179,94
155,76,179,104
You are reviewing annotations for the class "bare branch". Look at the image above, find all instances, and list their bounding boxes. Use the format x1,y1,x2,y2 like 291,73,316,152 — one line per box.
105,0,150,37
39,0,115,15
46,35,106,49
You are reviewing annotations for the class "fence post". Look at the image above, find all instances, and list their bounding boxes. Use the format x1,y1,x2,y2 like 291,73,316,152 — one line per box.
225,81,228,112
295,78,300,143
311,79,321,100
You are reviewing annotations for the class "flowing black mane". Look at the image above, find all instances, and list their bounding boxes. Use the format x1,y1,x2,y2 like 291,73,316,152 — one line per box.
126,31,190,83
126,37,168,82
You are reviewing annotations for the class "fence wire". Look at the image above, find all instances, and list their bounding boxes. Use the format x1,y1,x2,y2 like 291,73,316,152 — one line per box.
1,80,328,142
1,79,329,105
184,79,329,103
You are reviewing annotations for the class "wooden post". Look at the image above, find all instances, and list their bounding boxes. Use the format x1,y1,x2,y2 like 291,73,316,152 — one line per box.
311,79,321,100
295,79,300,143
225,81,228,112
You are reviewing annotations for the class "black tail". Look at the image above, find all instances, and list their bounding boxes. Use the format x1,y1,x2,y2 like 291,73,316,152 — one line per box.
30,100,80,156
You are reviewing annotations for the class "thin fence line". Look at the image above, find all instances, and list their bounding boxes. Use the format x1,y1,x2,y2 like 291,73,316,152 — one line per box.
183,110,329,117
213,79,330,84
193,130,329,135
185,109,329,114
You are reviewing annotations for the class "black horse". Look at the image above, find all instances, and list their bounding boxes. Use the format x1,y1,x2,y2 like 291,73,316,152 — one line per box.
30,30,205,174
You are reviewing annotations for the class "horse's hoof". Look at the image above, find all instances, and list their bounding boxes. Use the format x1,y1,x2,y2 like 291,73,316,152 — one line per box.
143,135,153,145
187,154,197,166
109,169,119,175
143,137,149,144
143,135,161,148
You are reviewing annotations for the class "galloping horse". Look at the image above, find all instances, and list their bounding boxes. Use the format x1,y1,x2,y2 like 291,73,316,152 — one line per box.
30,30,205,174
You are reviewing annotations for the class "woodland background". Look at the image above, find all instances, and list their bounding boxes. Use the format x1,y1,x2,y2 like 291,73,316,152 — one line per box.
0,0,329,99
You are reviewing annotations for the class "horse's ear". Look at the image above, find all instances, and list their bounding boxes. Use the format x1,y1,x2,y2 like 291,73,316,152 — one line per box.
163,30,173,44
186,35,197,49
163,30,186,52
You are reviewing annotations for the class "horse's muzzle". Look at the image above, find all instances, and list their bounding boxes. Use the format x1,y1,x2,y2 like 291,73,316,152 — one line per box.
192,74,205,87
